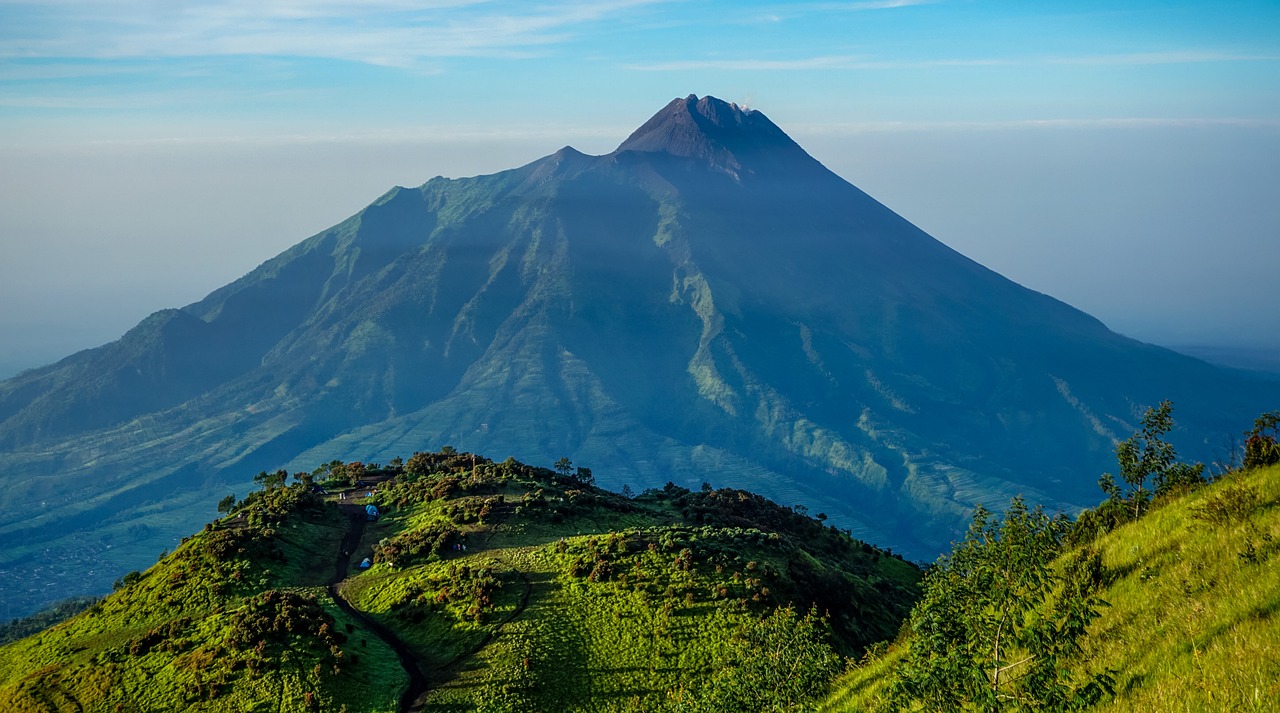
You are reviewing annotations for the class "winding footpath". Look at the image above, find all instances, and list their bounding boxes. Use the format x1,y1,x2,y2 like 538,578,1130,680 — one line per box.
324,494,539,712
327,506,429,713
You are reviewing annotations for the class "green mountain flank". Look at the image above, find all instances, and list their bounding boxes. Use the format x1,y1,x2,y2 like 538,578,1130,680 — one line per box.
0,450,920,712
3,95,1277,618
823,441,1280,711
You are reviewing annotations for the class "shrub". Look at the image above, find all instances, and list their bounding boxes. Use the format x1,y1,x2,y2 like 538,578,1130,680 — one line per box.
1243,411,1280,469
1193,480,1262,526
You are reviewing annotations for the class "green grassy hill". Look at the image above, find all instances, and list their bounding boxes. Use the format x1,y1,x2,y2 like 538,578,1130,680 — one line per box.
822,462,1280,712
0,450,921,712
0,483,405,712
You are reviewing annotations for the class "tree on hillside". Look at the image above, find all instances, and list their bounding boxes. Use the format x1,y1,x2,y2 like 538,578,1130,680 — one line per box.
253,469,288,490
1244,411,1280,469
216,494,237,515
1098,400,1204,519
347,461,367,484
697,606,843,712
887,498,1112,712
554,457,573,477
404,451,433,478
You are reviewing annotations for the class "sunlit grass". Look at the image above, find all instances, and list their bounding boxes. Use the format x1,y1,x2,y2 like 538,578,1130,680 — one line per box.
822,464,1280,712
0,452,921,712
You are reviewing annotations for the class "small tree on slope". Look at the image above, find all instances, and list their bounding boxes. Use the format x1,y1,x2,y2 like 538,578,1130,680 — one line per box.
1098,400,1204,520
886,498,1113,712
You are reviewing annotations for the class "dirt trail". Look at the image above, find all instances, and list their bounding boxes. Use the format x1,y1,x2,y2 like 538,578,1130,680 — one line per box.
328,506,429,713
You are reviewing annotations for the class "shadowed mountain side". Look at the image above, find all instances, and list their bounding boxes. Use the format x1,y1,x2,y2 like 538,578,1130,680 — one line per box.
0,94,1275,617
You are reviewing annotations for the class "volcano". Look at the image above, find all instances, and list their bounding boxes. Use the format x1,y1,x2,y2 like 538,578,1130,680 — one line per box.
1,95,1273,615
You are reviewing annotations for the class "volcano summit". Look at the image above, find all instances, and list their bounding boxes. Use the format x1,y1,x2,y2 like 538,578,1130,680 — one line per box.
0,95,1273,614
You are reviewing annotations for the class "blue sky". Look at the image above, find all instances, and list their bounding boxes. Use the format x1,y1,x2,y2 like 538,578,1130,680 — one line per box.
1,0,1278,375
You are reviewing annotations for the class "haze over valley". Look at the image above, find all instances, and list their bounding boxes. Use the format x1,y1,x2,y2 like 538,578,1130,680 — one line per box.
1,4,1279,710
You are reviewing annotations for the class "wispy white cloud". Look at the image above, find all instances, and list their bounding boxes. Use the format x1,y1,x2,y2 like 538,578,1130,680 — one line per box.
627,55,1006,71
1046,50,1279,65
0,122,636,153
629,55,860,71
814,0,938,9
0,0,669,66
0,61,146,81
627,48,1278,72
740,0,936,24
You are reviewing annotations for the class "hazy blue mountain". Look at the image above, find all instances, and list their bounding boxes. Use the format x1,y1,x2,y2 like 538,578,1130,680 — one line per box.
1,95,1274,617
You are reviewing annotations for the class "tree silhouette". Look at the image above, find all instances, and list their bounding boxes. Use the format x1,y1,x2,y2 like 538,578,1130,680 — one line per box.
217,494,237,515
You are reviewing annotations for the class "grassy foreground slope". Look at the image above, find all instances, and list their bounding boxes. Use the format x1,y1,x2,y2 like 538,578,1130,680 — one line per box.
822,462,1280,712
0,484,405,712
0,450,921,712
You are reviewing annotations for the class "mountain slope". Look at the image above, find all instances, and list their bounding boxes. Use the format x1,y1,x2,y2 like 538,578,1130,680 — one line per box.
1,94,1276,617
0,451,920,712
822,462,1280,712
0,484,406,712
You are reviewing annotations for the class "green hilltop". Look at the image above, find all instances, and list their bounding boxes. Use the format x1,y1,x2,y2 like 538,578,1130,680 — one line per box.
0,450,920,712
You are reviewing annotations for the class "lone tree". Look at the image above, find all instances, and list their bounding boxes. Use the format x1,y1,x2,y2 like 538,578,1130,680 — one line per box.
575,467,595,487
554,457,573,477
216,494,237,515
1098,400,1203,518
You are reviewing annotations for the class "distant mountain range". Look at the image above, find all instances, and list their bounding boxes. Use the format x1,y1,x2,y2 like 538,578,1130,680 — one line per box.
1165,344,1280,376
1,94,1276,618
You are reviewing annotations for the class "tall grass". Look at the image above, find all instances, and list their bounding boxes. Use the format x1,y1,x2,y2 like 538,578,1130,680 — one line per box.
822,464,1280,712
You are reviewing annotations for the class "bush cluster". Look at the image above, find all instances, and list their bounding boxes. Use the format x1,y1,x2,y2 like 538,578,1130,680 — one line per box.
389,563,505,624
373,521,461,566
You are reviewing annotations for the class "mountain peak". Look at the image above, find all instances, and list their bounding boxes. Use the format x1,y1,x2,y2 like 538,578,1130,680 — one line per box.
615,94,809,175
